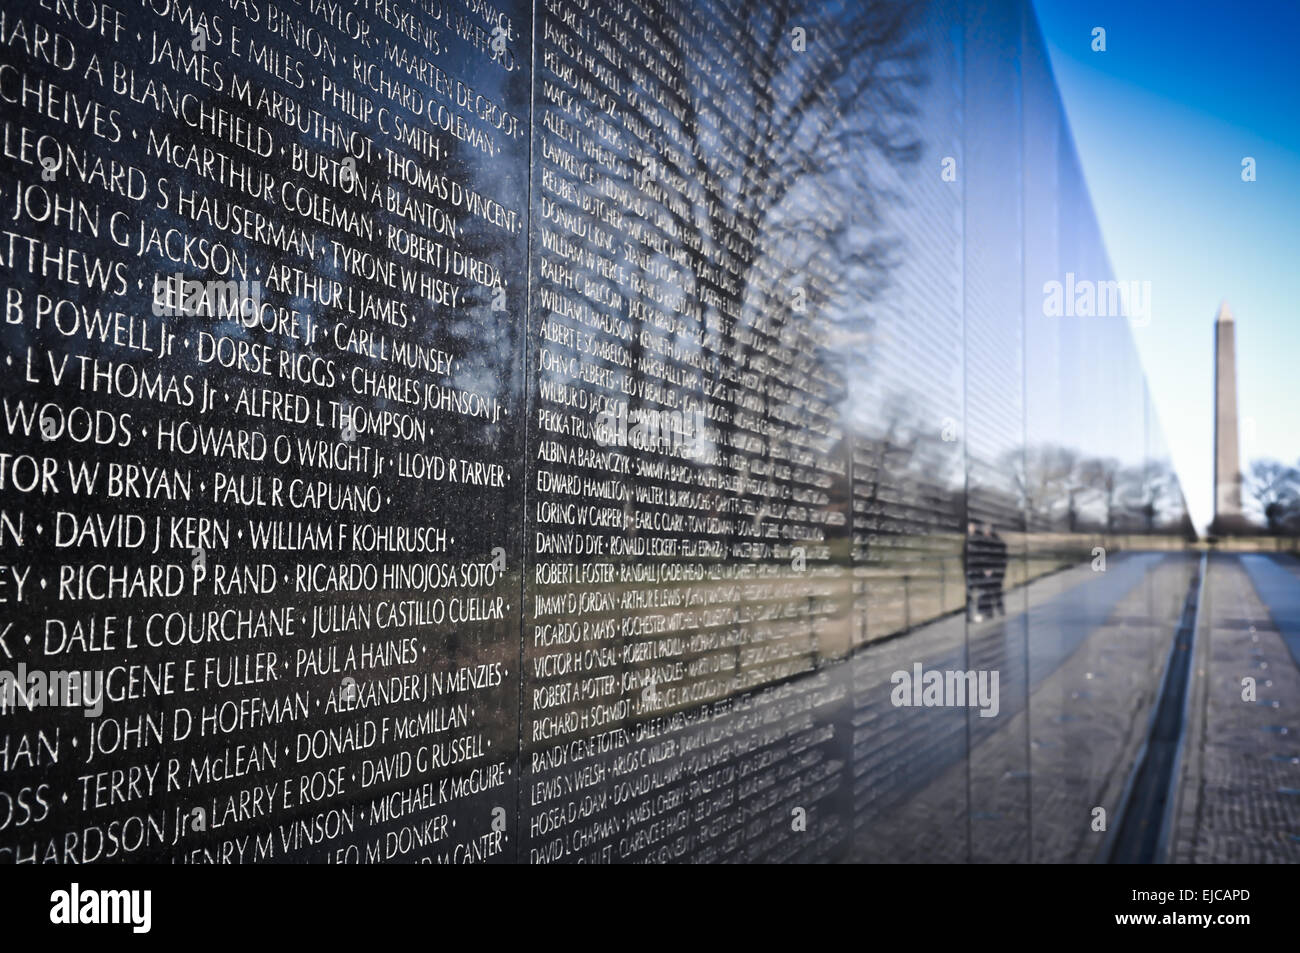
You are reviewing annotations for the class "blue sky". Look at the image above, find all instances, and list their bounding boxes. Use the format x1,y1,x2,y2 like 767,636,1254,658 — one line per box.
1031,0,1300,532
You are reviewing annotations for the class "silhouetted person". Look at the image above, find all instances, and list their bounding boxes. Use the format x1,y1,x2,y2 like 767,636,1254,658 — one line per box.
985,522,1008,617
963,521,992,622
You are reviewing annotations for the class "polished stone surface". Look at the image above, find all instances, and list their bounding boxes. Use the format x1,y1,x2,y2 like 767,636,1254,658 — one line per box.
0,0,1194,864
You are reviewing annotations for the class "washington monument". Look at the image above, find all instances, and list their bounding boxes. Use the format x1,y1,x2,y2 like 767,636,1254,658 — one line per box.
1213,301,1243,525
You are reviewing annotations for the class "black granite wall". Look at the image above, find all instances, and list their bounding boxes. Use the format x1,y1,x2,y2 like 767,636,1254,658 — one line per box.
0,0,1192,863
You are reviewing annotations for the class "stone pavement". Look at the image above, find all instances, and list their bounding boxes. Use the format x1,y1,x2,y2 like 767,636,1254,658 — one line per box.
1168,554,1300,863
1240,554,1300,670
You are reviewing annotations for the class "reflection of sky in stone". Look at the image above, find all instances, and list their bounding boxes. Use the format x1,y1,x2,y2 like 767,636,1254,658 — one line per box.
808,0,1189,531
1033,0,1300,531
519,0,1189,533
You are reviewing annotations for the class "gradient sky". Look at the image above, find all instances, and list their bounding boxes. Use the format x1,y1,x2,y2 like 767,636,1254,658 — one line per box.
1031,0,1300,532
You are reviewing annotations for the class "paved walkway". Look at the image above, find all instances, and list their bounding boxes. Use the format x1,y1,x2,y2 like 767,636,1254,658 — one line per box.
848,551,1198,862
1168,554,1300,863
1240,554,1300,669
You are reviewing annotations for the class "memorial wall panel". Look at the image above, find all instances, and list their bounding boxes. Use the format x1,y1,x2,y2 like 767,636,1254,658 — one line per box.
0,0,1195,865
1020,10,1195,862
522,0,858,864
844,0,969,863
0,0,532,863
962,0,1029,864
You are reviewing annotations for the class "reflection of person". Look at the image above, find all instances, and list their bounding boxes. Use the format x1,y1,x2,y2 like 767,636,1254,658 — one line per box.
963,521,989,622
986,523,1007,617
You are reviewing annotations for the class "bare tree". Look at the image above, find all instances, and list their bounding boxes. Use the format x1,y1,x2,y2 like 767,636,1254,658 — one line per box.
635,0,931,558
1077,456,1123,533
1010,443,1082,529
1123,459,1183,534
1245,459,1300,534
